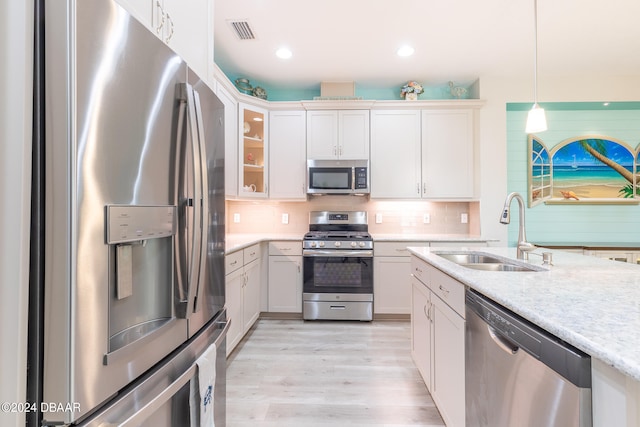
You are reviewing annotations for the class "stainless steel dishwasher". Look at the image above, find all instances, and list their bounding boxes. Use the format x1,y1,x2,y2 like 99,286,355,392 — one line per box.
465,289,592,427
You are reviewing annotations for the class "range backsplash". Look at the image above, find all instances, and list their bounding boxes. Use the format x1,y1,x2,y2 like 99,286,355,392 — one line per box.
226,197,480,236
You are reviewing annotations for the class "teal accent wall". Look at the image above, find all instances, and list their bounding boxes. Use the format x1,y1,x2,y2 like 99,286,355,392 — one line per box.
222,69,473,101
506,102,640,246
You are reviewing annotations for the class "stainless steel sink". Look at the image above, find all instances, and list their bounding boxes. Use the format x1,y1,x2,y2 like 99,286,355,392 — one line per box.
459,263,540,272
437,253,504,264
434,251,545,272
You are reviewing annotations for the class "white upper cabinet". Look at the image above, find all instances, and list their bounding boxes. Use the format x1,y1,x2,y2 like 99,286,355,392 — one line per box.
370,108,476,199
306,110,370,160
269,110,307,200
239,103,269,198
115,0,213,81
216,85,238,198
421,109,474,198
370,110,422,198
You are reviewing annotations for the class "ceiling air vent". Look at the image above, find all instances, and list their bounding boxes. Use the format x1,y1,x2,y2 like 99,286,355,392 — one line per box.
228,20,256,40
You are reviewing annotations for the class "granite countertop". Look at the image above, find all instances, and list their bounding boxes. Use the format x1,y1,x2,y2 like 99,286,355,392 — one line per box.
225,233,302,254
225,233,495,254
534,241,640,250
371,233,495,243
408,246,640,382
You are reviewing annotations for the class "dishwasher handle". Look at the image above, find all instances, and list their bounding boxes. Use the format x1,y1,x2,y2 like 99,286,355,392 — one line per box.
488,326,519,355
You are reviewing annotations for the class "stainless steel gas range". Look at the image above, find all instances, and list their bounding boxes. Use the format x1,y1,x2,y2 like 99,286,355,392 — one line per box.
302,211,373,321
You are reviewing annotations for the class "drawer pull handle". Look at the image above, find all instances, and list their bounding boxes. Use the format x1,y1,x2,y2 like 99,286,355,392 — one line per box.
439,285,450,296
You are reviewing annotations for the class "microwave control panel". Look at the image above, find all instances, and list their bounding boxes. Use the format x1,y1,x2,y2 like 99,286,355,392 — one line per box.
354,167,367,189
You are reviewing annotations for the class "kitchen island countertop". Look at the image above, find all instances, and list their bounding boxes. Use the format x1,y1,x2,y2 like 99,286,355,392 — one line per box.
408,246,640,382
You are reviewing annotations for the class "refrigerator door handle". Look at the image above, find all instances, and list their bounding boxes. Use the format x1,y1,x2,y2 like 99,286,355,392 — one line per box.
174,93,187,305
191,89,209,315
176,83,203,319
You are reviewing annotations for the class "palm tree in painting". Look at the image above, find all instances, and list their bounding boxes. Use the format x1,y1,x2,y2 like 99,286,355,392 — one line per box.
577,139,633,181
576,138,639,197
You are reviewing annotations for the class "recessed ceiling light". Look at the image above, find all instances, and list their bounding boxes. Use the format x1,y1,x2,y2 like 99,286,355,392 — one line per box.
276,47,292,59
397,45,415,57
253,117,263,122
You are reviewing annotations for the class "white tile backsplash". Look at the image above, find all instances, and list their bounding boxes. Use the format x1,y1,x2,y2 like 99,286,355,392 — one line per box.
226,197,478,235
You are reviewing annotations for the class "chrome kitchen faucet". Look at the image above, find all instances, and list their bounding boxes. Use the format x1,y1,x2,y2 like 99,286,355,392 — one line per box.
499,192,536,260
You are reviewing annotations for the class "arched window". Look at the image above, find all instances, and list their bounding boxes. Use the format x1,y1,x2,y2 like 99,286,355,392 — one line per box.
528,135,638,205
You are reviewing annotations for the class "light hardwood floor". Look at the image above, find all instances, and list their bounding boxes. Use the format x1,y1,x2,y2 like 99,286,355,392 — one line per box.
226,319,446,426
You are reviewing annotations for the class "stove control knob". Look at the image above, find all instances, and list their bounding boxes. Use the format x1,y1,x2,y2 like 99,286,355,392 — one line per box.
310,242,317,248
334,241,341,247
359,242,365,247
319,242,325,248
351,242,357,247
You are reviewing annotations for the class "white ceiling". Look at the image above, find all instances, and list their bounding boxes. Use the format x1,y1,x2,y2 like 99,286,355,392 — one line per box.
214,0,640,92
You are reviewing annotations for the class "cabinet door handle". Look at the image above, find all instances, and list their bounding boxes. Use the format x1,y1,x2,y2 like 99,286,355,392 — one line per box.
422,182,426,194
423,303,429,320
416,183,420,194
164,12,174,43
155,1,165,34
333,145,337,156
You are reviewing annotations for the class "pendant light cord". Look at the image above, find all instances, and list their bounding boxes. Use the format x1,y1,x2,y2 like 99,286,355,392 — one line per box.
533,0,539,105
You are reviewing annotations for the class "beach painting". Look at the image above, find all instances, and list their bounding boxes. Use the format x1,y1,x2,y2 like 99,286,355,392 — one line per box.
528,135,638,205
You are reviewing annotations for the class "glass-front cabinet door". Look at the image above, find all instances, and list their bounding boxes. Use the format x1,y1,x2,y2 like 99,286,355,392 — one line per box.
239,102,268,197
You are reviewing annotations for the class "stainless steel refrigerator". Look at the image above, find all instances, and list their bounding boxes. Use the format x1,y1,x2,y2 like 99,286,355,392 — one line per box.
28,0,227,425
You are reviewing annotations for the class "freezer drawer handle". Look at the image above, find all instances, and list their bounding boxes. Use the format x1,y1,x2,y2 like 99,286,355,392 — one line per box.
114,319,230,427
116,364,197,427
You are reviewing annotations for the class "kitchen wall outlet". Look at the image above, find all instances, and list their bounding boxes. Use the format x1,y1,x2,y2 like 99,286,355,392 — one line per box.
423,213,431,224
282,213,289,224
233,213,240,223
461,213,468,224
375,213,383,224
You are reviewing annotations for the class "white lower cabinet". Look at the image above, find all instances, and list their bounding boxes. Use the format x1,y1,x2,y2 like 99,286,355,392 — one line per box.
411,256,466,427
411,275,432,388
375,241,484,315
225,265,244,357
225,244,262,356
374,241,429,314
431,290,465,427
268,241,303,312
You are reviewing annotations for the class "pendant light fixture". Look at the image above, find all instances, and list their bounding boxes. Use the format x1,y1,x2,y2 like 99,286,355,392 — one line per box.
525,0,547,133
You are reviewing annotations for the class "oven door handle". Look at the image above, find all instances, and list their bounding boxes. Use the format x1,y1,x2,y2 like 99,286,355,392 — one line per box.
303,249,373,258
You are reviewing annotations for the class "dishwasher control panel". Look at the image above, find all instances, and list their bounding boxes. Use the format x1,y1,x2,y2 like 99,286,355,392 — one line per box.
483,309,542,357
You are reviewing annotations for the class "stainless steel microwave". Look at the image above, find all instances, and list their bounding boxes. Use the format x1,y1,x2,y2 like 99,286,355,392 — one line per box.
307,159,369,195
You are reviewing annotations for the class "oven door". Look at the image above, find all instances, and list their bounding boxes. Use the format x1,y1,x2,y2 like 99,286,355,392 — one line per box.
303,249,373,294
